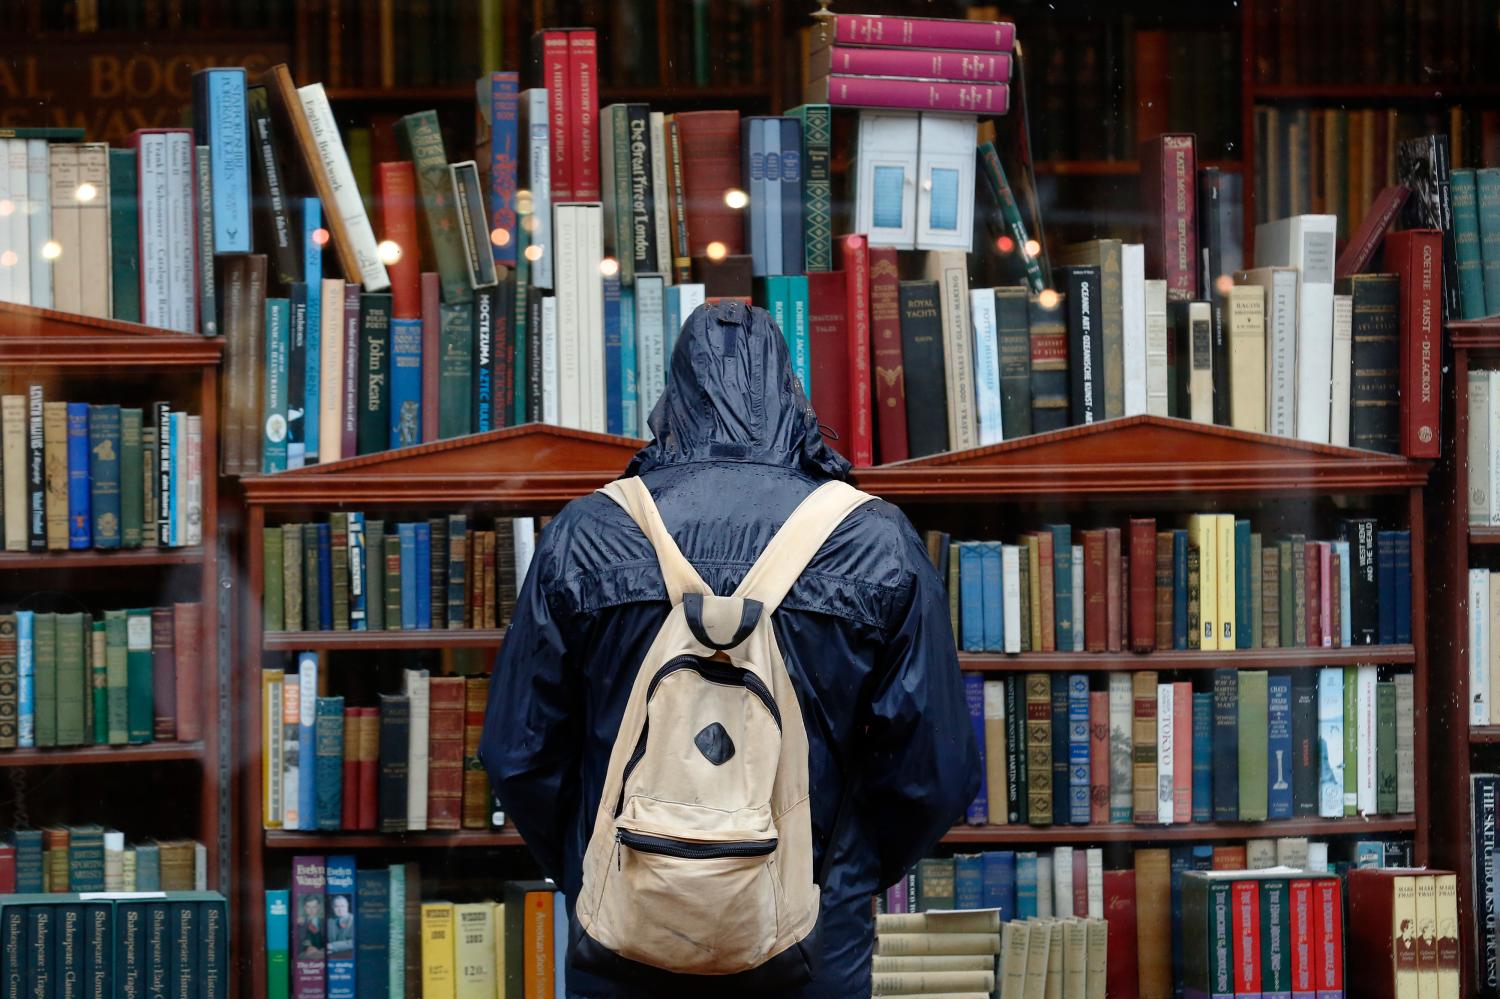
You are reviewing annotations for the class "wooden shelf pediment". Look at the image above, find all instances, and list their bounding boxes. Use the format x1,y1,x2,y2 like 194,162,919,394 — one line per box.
854,415,1429,497
0,302,223,368
242,423,647,507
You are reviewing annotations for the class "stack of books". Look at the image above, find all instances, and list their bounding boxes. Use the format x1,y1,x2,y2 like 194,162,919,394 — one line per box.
870,908,1001,996
0,828,206,893
1343,867,1462,997
1452,167,1500,319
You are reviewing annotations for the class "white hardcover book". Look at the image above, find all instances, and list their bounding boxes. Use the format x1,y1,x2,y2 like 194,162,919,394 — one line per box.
634,273,666,434
521,89,553,290
1180,299,1214,424
1121,244,1147,415
404,667,430,830
914,114,977,251
970,287,1003,446
318,278,345,464
553,204,582,429
296,83,391,292
1107,673,1133,821
1356,663,1378,815
1254,214,1337,443
1329,293,1353,447
1473,568,1491,726
513,516,537,590
1237,266,1298,437
853,111,919,248
648,112,673,281
103,831,125,891
1143,278,1169,416
1394,673,1415,814
541,296,559,425
1071,546,1084,651
137,135,171,328
1469,369,1491,524
0,140,15,303
1490,372,1500,527
1001,544,1021,654
296,654,317,830
677,283,705,330
5,139,29,304
580,203,606,433
1306,841,1329,872
1085,848,1104,919
25,139,49,309
1035,855,1053,918
1491,572,1500,729
1052,846,1073,918
1156,682,1174,824
1227,284,1266,432
163,134,196,333
924,249,977,450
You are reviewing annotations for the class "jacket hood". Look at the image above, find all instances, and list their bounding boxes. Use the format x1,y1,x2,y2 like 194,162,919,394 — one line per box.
626,300,852,480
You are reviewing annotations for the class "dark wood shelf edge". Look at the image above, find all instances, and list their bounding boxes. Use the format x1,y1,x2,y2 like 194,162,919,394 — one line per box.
1471,727,1500,744
0,547,206,569
1471,527,1500,545
264,831,524,849
0,742,204,767
941,816,1417,844
263,630,507,651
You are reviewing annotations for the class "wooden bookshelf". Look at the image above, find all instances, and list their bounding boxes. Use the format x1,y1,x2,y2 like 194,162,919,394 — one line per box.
941,816,1418,846
264,830,525,850
0,741,205,768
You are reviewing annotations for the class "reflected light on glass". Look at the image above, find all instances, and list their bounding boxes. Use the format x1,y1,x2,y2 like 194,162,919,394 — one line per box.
377,240,403,265
75,183,97,203
1038,288,1060,309
525,244,544,262
1215,274,1235,296
1024,239,1040,259
705,241,727,261
599,256,620,277
996,235,1015,254
723,188,749,210
41,241,61,260
0,201,13,218
0,251,17,268
491,228,511,247
522,214,538,233
312,228,331,246
515,189,533,215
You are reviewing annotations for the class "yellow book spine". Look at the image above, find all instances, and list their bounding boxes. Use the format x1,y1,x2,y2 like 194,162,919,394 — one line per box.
261,669,283,829
1217,513,1236,649
492,902,506,995
454,902,496,999
420,902,457,999
1190,514,1217,650
1393,876,1418,999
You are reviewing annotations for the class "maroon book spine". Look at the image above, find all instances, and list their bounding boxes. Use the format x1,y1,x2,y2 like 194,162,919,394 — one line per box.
567,30,599,201
341,707,359,830
1130,518,1158,652
419,272,441,444
807,270,852,456
357,708,378,831
1305,542,1322,648
150,607,177,742
817,46,1012,83
838,235,874,467
1103,869,1139,998
291,855,326,999
375,161,422,319
340,283,361,460
1105,527,1123,653
815,76,1009,114
829,14,1015,51
675,111,744,256
172,602,201,742
1140,133,1198,302
1382,228,1443,458
1083,529,1107,653
868,246,908,463
534,31,572,201
1335,184,1410,279
1089,690,1109,824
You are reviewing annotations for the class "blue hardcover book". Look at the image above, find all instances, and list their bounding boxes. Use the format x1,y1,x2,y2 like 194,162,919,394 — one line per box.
553,891,568,995
1335,540,1352,647
742,118,768,276
664,285,682,359
197,896,227,999
13,830,41,892
620,285,638,434
167,900,198,994
763,117,783,275
1068,673,1090,824
65,403,90,549
316,523,333,630
964,672,987,824
1051,674,1070,821
1192,690,1213,822
348,513,367,630
1268,673,1294,819
980,541,1004,653
87,405,121,549
1354,841,1385,868
195,68,251,254
134,844,161,891
1211,667,1239,821
1235,520,1252,649
953,853,983,909
1376,530,1396,645
779,116,804,275
325,855,357,999
54,902,84,995
483,72,520,268
353,868,389,999
302,198,323,464
1316,667,1345,817
399,523,418,629
1050,524,1074,650
26,906,52,999
787,275,812,392
297,651,319,829
388,318,423,448
980,851,1015,918
958,543,985,652
315,696,345,830
287,281,309,469
1394,530,1411,644
83,900,112,999
414,521,432,628
144,902,169,999
603,276,623,435
16,611,33,749
0,900,24,996
263,297,290,473
1172,528,1188,648
114,901,148,996
1015,853,1039,918
265,889,290,989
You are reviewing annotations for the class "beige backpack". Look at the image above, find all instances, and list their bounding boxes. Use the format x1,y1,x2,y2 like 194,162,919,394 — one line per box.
573,475,874,984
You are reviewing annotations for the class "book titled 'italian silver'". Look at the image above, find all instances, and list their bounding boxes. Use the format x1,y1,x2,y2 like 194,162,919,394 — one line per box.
296,83,390,292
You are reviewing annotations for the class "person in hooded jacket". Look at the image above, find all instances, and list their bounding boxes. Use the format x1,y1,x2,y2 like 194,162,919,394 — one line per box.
481,300,980,998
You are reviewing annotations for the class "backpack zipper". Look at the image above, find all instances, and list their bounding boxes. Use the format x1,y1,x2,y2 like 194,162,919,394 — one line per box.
616,829,778,861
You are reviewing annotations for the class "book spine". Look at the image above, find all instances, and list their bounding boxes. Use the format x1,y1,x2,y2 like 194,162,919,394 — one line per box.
817,76,1010,113
201,69,251,254
567,30,600,200
1452,169,1487,318
393,110,467,303
779,117,804,274
796,105,832,271
107,149,141,322
829,13,1016,51
195,144,217,334
819,45,1012,81
296,84,389,291
1386,230,1443,458
1025,673,1052,825
1142,135,1197,302
246,86,300,287
1478,169,1500,319
837,235,874,466
483,73,520,269
262,299,290,472
357,293,392,454
450,160,498,291
663,115,691,283
376,162,422,319
387,319,422,448
1067,674,1090,824
291,856,327,998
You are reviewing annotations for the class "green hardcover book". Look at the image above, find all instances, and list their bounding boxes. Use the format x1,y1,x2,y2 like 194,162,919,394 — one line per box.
67,824,105,892
104,611,128,745
1237,669,1269,821
33,613,56,747
124,609,153,744
282,523,303,634
1249,533,1263,649
108,149,142,323
995,284,1032,437
1278,540,1294,648
1181,874,1233,997
302,523,319,632
54,612,86,747
365,520,386,632
1342,664,1358,816
786,104,832,272
358,293,393,455
394,111,469,304
438,301,474,440
88,404,122,549
119,408,143,549
90,621,106,745
978,140,1045,293
262,297,290,473
140,425,157,548
1260,879,1291,996
331,513,350,632
1376,679,1397,815
383,531,402,631
601,104,635,285
915,856,956,912
263,528,285,632
1476,168,1500,315
1452,169,1487,319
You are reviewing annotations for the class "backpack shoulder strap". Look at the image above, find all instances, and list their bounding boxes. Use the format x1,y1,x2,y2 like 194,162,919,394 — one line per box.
597,477,709,605
732,480,875,614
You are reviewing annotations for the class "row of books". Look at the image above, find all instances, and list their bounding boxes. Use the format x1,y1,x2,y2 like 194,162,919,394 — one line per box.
0,394,203,552
964,667,1416,829
0,828,206,894
299,0,502,92
1466,570,1500,727
260,515,539,634
871,909,1095,998
1343,867,1464,999
935,516,1413,656
1453,168,1500,320
262,660,502,834
0,605,203,751
0,891,226,997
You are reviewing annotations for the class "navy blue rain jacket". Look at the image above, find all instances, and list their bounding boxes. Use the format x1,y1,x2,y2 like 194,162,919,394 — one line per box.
480,300,980,997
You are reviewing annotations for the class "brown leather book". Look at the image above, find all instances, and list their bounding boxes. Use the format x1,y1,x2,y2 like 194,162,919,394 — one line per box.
1131,671,1158,823
673,111,744,257
1330,548,1343,649
150,607,177,742
425,677,466,831
1083,530,1107,653
1130,519,1158,652
356,707,379,831
1305,542,1322,648
171,602,201,742
1345,867,1416,999
1024,672,1053,826
462,677,490,830
342,706,359,830
1261,548,1281,648
1105,527,1123,653
1154,531,1174,650
1133,847,1173,999
1104,869,1139,999
1212,844,1248,869
1038,532,1055,652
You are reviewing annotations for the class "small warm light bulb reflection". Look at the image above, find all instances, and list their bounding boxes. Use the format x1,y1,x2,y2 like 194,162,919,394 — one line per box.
491,228,511,247
0,251,17,268
377,240,403,265
723,188,749,210
312,228,331,246
0,201,14,218
1215,274,1235,296
996,235,1015,254
1023,239,1040,259
515,189,533,215
41,241,61,260
75,183,97,203
705,241,727,261
599,256,620,277
1038,288,1060,309
522,214,538,233
525,244,544,262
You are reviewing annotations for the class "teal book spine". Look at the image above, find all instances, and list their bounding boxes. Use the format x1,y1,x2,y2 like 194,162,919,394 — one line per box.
437,302,473,440
144,903,169,999
16,612,32,749
26,906,52,999
198,897,227,999
393,110,469,304
54,903,83,997
619,284,637,434
90,621,106,745
386,865,405,999
118,408,142,549
325,855,357,999
286,283,308,469
1235,519,1252,650
169,899,198,999
262,297,290,473
13,830,41,892
67,824,105,891
195,67,251,253
134,844,160,891
108,149,141,322
1050,524,1073,651
83,901,112,999
0,901,22,998
1452,169,1487,318
787,104,832,271
265,890,290,999
66,403,92,550
1191,691,1213,821
314,695,345,830
115,902,147,998
87,405,121,549
388,318,423,448
978,140,1045,293
353,868,389,999
788,275,811,393
125,608,153,744
1477,168,1500,316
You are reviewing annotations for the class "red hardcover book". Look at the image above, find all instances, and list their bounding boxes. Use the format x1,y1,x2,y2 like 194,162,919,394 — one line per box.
426,677,466,831
357,708,378,831
1319,542,1333,648
806,76,1010,114
1172,681,1192,821
1233,879,1263,995
419,272,441,443
341,706,359,829
824,13,1016,52
1334,184,1410,278
171,602,201,742
810,46,1012,84
1290,879,1316,997
806,270,853,456
1315,876,1344,997
1083,529,1107,653
1089,690,1109,824
1345,868,1409,999
1330,548,1342,649
1072,856,1088,919
1382,229,1443,458
1105,527,1122,653
340,282,362,460
566,30,600,201
1129,518,1157,652
1103,869,1139,999
376,161,422,318
150,606,177,742
1120,553,1130,648
838,235,874,467
1305,543,1322,648
533,30,572,201
1140,133,1198,302
0,843,13,894
675,111,744,257
1213,845,1247,870
868,246,907,463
